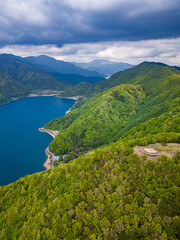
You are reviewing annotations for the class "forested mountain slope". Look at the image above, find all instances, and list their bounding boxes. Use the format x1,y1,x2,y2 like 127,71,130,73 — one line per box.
46,62,180,160
94,62,176,92
0,54,66,103
0,132,179,239
0,54,65,90
0,71,28,104
46,84,145,157
61,62,180,103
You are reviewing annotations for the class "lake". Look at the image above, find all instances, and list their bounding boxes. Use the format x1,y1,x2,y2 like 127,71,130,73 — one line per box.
0,96,75,185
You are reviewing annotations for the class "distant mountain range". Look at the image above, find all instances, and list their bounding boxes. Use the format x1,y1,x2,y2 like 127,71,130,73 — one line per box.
24,55,104,77
0,54,65,104
0,54,105,104
73,59,134,76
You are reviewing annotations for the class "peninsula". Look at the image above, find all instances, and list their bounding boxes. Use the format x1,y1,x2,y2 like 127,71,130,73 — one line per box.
38,127,60,170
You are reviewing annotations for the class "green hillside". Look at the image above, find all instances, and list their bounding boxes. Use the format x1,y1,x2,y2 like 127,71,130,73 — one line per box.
0,72,28,104
46,62,180,160
45,84,145,158
0,135,179,239
61,62,180,108
0,62,180,239
0,55,65,89
0,54,66,103
94,62,178,92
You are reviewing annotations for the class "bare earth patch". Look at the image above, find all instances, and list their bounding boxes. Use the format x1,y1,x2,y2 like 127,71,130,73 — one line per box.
133,143,180,160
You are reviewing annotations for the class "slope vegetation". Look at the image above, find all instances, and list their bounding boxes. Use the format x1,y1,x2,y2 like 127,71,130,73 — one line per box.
46,84,145,157
0,54,106,104
61,62,180,108
0,54,66,103
0,54,65,90
46,62,180,160
0,135,179,239
0,72,28,104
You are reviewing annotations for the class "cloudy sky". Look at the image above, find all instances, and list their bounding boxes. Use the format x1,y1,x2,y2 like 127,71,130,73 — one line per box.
0,0,180,65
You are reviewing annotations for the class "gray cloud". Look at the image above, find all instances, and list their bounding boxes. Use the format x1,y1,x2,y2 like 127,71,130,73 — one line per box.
0,38,180,66
0,0,180,47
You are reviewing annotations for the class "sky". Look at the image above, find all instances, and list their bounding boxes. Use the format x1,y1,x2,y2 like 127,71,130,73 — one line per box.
0,0,180,65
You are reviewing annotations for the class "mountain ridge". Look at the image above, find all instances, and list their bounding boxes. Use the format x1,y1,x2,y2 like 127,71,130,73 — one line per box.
73,59,134,76
46,62,180,160
24,55,104,77
0,54,105,104
0,54,66,103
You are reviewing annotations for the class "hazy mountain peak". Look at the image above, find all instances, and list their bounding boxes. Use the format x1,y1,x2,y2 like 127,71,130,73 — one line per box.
24,55,104,77
73,59,135,76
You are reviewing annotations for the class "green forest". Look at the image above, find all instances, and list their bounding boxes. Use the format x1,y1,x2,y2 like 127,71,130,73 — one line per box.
0,62,180,239
46,62,180,161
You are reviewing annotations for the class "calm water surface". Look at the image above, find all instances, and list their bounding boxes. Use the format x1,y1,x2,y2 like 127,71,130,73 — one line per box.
0,96,75,185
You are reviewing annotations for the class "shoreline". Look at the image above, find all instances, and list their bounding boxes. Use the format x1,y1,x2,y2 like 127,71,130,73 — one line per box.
44,147,52,170
58,95,82,114
44,147,55,170
38,96,79,170
38,127,59,138
0,93,81,106
0,97,20,106
59,96,81,101
2,94,78,170
38,128,60,170
28,94,58,97
0,91,63,106
0,95,57,106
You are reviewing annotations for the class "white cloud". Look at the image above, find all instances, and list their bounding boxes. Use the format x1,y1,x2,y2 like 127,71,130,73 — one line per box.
0,0,48,26
0,38,180,66
58,38,180,66
64,0,120,11
64,0,177,13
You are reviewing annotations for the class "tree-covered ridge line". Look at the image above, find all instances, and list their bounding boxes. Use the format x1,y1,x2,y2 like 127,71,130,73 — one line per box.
45,62,180,162
0,136,179,239
60,62,180,109
45,84,146,159
0,55,65,104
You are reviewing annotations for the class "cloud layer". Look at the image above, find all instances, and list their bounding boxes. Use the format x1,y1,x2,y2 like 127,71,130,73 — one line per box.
0,0,180,65
0,0,180,46
0,38,180,66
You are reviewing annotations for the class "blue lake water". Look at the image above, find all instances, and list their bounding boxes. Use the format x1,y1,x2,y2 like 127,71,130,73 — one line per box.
0,96,75,185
